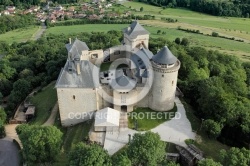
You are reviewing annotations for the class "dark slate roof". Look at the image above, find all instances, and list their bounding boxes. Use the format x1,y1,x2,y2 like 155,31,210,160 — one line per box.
130,48,153,78
56,60,99,88
152,46,177,65
123,21,149,38
111,75,136,90
66,39,89,60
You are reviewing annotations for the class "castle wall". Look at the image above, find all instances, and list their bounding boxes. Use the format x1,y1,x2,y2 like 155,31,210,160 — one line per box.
123,34,149,49
149,61,180,111
57,88,98,126
109,45,127,61
136,91,149,108
98,85,113,109
113,90,137,112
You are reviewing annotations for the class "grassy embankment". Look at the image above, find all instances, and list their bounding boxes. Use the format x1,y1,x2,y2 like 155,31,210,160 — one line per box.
29,82,92,165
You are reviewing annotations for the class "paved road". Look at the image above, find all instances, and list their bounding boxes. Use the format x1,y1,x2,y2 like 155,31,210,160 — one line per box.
0,139,20,166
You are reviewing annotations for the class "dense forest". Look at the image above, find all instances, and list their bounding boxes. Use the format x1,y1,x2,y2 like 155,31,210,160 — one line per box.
140,0,250,17
0,14,36,34
0,30,249,148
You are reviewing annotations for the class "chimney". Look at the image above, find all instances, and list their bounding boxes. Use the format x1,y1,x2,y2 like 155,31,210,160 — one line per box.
69,38,72,44
76,62,81,75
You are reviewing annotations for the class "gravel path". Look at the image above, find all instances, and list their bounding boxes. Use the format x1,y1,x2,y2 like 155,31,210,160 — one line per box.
43,102,58,126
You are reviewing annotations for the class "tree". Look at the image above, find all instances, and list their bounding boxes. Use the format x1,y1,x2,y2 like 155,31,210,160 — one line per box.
0,108,7,138
16,125,63,165
112,154,132,166
68,142,112,166
0,92,3,104
140,7,144,12
220,147,250,166
127,132,166,166
175,37,181,44
181,38,189,46
246,13,249,18
198,158,222,166
203,120,222,139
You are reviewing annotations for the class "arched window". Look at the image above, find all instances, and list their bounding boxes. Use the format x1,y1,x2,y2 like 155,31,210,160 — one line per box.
73,95,76,100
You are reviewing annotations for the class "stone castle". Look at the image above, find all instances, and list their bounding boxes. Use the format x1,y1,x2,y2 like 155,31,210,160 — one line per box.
56,21,181,127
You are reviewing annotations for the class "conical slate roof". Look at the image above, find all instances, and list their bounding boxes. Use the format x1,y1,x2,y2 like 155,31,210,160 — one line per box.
123,21,149,38
152,46,177,65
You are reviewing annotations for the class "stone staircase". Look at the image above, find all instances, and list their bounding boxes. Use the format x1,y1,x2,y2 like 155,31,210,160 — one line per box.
119,111,128,131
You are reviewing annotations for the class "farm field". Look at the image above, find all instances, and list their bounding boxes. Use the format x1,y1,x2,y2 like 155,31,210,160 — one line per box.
0,26,40,44
46,24,250,61
1,1,250,61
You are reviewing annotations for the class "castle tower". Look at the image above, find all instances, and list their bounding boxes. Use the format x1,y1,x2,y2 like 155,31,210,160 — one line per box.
123,21,149,49
149,46,180,111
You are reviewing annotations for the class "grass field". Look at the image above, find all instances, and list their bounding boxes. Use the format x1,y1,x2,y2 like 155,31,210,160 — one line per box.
128,105,177,131
30,82,57,125
180,98,229,162
46,23,250,61
0,26,40,44
122,2,250,32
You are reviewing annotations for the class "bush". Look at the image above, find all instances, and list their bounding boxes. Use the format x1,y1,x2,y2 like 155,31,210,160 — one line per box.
181,38,189,46
212,32,219,37
175,37,181,44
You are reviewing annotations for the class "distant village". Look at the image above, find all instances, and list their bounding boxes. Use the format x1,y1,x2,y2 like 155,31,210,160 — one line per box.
0,0,132,23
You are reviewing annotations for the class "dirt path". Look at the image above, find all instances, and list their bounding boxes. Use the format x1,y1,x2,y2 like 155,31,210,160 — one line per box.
33,22,47,40
43,102,59,126
4,124,22,148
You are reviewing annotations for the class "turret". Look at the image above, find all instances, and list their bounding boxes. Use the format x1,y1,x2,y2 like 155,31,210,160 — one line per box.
149,46,180,111
123,21,149,49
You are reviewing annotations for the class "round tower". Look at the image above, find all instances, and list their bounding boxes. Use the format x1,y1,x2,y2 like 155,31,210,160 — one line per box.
149,46,180,111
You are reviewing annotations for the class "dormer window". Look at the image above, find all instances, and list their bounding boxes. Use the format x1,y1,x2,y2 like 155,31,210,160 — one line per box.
74,57,80,61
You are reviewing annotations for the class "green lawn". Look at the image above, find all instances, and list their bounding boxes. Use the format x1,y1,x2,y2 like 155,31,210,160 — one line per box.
45,24,128,35
0,26,40,44
30,82,57,125
128,105,177,131
180,98,229,162
100,61,112,71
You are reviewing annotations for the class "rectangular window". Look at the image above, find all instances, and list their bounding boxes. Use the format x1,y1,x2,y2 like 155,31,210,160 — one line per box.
91,54,98,59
